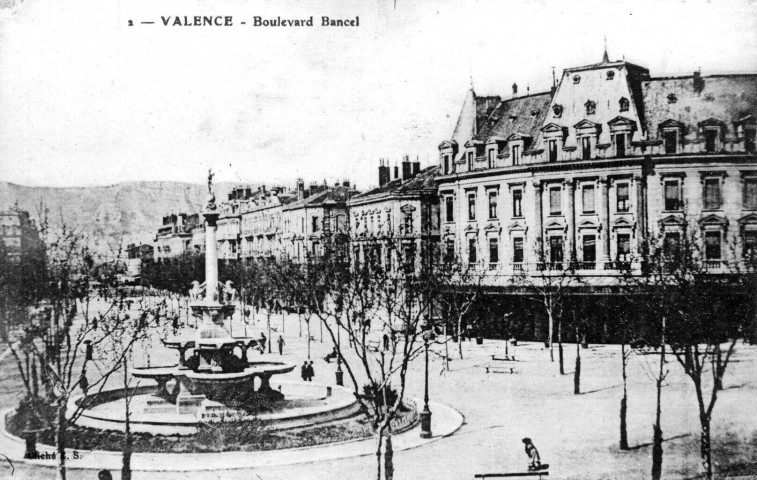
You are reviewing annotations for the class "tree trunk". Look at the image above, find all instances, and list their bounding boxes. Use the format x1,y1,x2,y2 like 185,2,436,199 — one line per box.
443,322,450,372
652,317,666,480
558,316,564,375
55,403,67,480
457,316,463,360
573,339,581,395
384,430,394,480
547,310,554,362
307,322,311,359
620,342,629,451
700,414,713,480
375,430,384,480
122,360,132,480
651,423,663,480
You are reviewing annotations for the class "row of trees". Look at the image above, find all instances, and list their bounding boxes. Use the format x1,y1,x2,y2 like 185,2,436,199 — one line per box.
0,224,173,480
5,217,753,480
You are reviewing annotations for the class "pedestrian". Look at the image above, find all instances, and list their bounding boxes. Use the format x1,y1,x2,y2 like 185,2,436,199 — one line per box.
277,335,285,355
522,437,542,471
382,333,390,351
306,360,315,381
301,361,308,381
260,332,267,352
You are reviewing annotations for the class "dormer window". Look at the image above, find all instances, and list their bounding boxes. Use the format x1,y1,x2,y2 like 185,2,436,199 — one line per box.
745,127,756,153
581,136,592,160
664,130,678,154
585,100,596,116
619,97,629,112
606,71,615,80
512,145,521,166
704,128,720,153
573,75,581,84
487,149,496,169
467,151,474,170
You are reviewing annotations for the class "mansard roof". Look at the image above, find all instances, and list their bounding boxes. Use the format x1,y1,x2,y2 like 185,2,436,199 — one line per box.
348,166,440,205
642,74,757,137
283,185,353,211
474,92,553,143
450,89,501,145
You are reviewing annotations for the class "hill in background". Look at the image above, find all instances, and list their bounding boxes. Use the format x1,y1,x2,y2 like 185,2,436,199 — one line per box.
0,181,243,256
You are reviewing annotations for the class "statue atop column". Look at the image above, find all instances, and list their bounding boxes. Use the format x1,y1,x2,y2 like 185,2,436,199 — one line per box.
205,168,217,211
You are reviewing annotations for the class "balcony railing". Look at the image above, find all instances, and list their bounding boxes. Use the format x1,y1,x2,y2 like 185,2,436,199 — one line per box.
512,262,524,273
488,262,498,271
577,262,596,270
704,260,723,270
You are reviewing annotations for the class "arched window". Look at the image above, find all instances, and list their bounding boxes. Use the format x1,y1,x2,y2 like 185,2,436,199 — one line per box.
619,97,629,112
585,100,596,116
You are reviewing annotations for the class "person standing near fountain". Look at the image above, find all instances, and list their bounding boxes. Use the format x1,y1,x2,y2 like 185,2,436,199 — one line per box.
307,361,315,382
301,361,308,381
277,335,285,355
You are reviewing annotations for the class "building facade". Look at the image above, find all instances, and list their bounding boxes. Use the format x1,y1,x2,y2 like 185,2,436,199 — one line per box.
438,53,757,284
0,203,42,263
282,182,353,262
154,213,203,262
348,157,440,273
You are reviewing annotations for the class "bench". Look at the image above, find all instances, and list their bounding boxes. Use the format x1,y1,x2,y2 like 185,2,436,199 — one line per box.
367,340,381,352
485,365,517,374
474,472,549,478
492,354,516,362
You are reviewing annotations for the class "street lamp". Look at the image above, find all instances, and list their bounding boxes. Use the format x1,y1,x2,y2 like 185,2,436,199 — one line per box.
420,315,432,439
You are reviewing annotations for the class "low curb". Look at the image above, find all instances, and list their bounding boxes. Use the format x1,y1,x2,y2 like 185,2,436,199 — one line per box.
0,398,463,472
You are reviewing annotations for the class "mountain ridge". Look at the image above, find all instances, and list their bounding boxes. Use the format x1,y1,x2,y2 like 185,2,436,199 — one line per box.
0,180,247,255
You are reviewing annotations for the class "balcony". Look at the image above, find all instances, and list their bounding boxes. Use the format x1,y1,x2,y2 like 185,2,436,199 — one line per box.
512,262,524,273
537,262,564,271
704,260,724,271
577,262,596,270
488,263,498,271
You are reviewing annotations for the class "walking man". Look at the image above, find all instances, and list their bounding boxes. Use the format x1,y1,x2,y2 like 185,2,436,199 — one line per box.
306,361,315,381
277,335,285,355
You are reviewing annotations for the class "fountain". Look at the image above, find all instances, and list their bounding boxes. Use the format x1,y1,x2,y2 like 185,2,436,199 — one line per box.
69,171,361,435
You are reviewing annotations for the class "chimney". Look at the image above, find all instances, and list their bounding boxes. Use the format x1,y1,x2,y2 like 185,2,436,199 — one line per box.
343,180,351,188
402,155,412,181
512,82,518,98
378,159,390,187
296,178,305,200
693,70,705,93
412,157,421,176
394,163,399,180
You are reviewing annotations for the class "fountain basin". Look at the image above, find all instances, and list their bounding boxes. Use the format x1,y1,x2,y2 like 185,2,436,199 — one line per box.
70,380,362,435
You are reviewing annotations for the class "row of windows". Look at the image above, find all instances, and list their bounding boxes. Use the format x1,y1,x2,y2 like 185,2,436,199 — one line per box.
442,128,756,176
445,176,757,225
663,176,757,212
456,228,757,267
446,183,630,223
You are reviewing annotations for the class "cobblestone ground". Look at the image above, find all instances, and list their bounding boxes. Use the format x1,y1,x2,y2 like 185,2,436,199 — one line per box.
2,298,756,479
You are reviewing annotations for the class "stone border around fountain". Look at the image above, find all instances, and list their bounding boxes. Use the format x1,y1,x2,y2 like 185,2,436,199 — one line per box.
70,380,363,435
0,399,464,472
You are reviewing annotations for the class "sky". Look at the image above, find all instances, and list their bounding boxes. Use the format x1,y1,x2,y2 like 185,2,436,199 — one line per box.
1,0,756,190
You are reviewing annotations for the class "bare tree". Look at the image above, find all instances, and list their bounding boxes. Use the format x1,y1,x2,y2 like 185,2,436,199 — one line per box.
516,239,581,369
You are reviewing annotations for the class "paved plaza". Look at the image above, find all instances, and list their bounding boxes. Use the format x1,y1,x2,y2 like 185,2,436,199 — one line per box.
1,307,756,480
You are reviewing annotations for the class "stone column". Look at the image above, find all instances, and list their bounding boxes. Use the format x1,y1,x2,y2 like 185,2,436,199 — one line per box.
565,179,576,265
600,177,611,267
533,181,544,262
204,212,220,302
